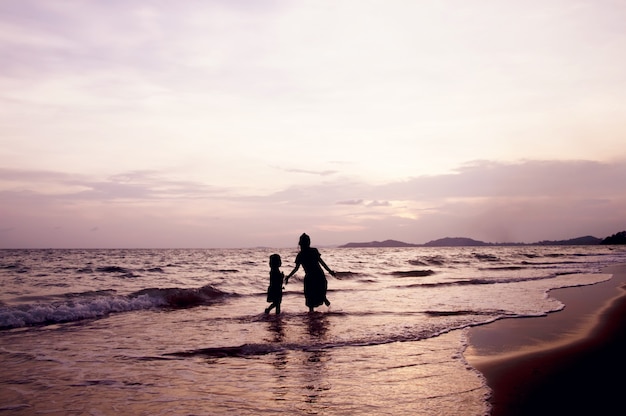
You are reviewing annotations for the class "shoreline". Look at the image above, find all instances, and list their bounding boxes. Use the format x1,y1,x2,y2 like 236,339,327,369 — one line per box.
464,264,626,416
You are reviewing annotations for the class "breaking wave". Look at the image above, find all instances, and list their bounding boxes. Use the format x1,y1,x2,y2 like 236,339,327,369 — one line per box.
0,284,229,330
391,269,436,277
399,272,578,289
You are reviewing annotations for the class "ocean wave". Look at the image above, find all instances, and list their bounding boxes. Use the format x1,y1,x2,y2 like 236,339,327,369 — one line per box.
0,284,229,330
391,270,436,277
521,260,583,266
401,274,561,289
96,266,130,273
63,289,117,299
162,317,485,360
409,256,446,266
333,271,360,279
0,296,155,330
473,253,500,262
0,263,29,273
166,343,283,358
79,265,168,277
424,309,512,317
478,266,527,271
131,285,229,308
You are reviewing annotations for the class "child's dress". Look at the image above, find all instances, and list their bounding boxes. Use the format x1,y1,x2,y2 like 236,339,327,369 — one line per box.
267,269,284,304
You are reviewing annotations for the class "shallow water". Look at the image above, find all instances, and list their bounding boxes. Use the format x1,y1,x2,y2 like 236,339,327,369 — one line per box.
1,246,625,415
0,312,486,415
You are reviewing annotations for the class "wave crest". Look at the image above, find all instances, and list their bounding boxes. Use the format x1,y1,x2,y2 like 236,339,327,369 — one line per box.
391,270,435,277
131,285,228,308
0,284,229,330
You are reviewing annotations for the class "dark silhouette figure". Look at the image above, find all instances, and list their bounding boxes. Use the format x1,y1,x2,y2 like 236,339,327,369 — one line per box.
285,233,336,312
265,254,285,314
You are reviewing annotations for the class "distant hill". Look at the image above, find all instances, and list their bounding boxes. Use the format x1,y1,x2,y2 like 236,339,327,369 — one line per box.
339,235,605,248
423,237,489,247
535,235,602,246
601,231,626,245
339,237,490,248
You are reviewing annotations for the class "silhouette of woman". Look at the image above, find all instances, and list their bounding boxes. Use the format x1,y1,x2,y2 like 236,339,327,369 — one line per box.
285,233,336,312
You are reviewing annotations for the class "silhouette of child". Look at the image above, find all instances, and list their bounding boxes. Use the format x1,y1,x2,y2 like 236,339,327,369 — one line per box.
265,253,285,314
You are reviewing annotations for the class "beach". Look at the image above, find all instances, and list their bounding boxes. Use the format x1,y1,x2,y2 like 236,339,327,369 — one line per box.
465,264,626,416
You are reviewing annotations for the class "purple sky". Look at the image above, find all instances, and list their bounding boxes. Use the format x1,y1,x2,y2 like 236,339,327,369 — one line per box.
1,1,625,248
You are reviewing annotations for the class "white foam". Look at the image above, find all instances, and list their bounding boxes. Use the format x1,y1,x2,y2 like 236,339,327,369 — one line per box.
0,294,162,329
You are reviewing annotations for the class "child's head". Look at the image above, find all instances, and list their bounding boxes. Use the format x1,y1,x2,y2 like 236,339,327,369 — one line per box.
269,253,282,268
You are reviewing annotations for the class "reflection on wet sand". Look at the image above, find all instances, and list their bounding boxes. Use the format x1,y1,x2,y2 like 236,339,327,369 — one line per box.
302,313,331,412
266,317,285,344
305,312,330,340
267,317,289,403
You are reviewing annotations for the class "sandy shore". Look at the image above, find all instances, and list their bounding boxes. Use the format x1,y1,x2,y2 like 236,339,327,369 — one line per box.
465,264,626,416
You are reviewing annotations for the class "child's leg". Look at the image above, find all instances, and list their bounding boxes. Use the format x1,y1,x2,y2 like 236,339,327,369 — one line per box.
275,303,281,314
265,303,275,314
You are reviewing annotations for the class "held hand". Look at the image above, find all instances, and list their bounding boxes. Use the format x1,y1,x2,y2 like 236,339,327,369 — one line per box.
329,270,336,277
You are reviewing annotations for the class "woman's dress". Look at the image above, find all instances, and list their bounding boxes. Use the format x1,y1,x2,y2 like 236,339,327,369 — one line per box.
295,248,328,308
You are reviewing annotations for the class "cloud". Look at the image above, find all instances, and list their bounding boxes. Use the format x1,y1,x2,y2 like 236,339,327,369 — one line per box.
0,168,228,201
367,200,391,207
2,158,625,247
376,159,626,200
335,199,391,208
282,167,338,177
337,199,363,206
261,159,626,244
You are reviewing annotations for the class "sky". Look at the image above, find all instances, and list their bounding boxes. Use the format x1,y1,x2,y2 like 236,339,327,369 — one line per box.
1,0,625,248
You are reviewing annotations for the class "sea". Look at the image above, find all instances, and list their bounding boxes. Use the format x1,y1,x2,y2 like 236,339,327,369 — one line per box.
1,245,625,415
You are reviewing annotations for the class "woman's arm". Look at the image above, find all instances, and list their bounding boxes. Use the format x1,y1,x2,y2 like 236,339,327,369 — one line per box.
319,258,336,276
285,263,300,283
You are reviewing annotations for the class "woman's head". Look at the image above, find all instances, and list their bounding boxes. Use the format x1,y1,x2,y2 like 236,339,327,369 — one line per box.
298,233,311,248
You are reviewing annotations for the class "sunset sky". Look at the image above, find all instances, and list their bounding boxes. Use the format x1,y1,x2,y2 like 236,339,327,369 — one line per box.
1,0,625,248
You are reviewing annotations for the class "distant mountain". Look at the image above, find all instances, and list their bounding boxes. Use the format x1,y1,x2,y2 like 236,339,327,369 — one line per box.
423,237,490,247
339,235,606,248
535,235,602,246
339,237,488,248
601,231,626,245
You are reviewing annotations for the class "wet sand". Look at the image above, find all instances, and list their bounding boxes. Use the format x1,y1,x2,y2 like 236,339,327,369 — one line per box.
465,264,626,416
